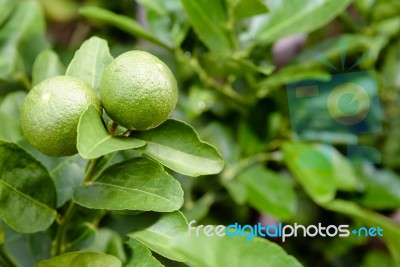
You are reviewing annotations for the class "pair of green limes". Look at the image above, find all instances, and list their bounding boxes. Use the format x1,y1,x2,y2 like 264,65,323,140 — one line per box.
20,51,178,157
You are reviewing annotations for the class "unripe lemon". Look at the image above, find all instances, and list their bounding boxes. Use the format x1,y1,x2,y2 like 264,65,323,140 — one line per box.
100,51,178,130
20,76,101,157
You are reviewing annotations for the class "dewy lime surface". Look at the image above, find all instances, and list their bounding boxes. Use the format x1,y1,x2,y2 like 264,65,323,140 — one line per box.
20,76,101,157
100,50,178,131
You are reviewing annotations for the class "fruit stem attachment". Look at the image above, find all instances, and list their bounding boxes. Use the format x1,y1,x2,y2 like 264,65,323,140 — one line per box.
53,157,102,256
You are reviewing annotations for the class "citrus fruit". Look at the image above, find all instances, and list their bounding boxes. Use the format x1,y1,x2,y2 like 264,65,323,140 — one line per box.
20,76,101,157
100,50,178,131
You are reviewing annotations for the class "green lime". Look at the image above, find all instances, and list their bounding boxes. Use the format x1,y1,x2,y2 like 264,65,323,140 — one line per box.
20,76,101,157
100,50,178,131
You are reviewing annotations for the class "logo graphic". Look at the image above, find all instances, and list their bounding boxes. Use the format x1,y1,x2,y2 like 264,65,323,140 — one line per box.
286,41,382,164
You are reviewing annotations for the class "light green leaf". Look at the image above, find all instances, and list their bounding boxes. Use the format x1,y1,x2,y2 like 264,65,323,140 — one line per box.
77,105,145,159
318,144,358,191
0,0,15,26
238,165,296,220
66,36,113,93
232,0,269,20
127,211,188,262
282,142,336,204
360,169,400,209
243,0,352,45
381,40,400,91
171,234,303,267
73,158,184,212
0,0,49,80
326,200,400,265
125,239,164,267
34,252,122,267
0,111,22,142
0,141,57,233
135,119,224,177
79,7,171,49
32,50,65,86
180,0,232,54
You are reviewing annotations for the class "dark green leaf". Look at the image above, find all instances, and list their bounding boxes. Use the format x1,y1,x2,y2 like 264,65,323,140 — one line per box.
171,233,303,267
32,50,65,86
66,36,113,93
34,252,122,267
77,105,145,159
28,231,52,262
66,223,97,251
79,7,171,49
73,158,184,212
127,211,188,262
0,141,57,233
180,0,232,54
243,0,352,45
125,239,164,267
238,165,296,220
135,119,224,177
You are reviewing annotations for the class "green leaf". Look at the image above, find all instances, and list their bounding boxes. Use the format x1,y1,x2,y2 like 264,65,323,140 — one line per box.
66,36,113,93
77,105,145,159
0,111,22,142
232,0,269,20
360,169,400,209
0,0,49,80
32,49,65,86
171,234,303,267
34,252,122,267
135,119,224,177
84,228,127,262
243,0,352,45
0,0,15,26
127,211,188,262
180,0,232,54
79,7,171,49
28,231,52,262
0,141,57,233
325,200,400,265
282,142,336,204
137,0,189,47
73,158,184,212
125,239,164,267
237,165,296,220
48,155,87,207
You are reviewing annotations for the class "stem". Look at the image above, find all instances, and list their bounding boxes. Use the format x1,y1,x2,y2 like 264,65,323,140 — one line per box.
53,157,101,256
